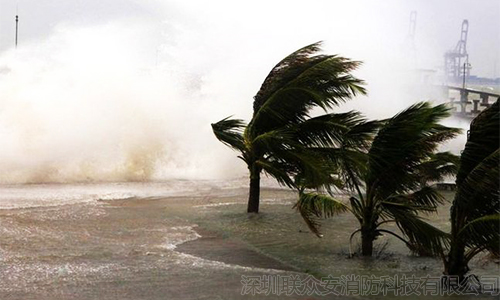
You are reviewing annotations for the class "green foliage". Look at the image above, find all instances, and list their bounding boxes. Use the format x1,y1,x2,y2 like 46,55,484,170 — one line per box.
365,102,461,200
211,117,246,152
448,100,500,268
212,42,369,211
295,102,461,256
294,192,348,237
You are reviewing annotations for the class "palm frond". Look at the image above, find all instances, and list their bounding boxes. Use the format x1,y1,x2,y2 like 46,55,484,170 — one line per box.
253,41,326,113
340,119,381,150
335,149,368,193
255,158,295,188
382,203,449,256
294,169,344,191
459,214,500,256
252,128,297,151
456,100,499,186
267,147,332,189
294,192,349,237
444,100,500,274
211,117,247,152
292,111,378,149
453,100,499,220
211,43,370,214
292,111,359,147
297,118,379,192
366,102,460,200
455,149,500,219
416,152,460,183
385,186,445,212
250,42,366,136
349,196,364,222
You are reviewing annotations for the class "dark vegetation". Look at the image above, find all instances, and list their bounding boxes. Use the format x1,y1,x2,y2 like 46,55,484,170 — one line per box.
212,42,499,277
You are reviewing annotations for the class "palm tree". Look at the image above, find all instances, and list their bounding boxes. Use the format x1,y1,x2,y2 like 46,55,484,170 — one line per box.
212,42,367,213
444,100,499,280
295,102,461,256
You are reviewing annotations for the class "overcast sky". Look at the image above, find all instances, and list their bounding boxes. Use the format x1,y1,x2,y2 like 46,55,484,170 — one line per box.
0,0,498,182
0,0,499,77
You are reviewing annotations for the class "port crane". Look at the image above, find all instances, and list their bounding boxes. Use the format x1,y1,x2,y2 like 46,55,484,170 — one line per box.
444,20,470,81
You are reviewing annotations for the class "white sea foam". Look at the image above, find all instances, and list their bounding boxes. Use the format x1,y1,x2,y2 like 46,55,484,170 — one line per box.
0,179,253,210
193,202,239,208
161,225,202,251
166,225,295,274
173,251,294,274
0,178,284,210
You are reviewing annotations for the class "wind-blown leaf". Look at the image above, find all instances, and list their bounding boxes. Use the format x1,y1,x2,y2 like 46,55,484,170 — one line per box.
456,101,499,186
294,192,348,237
211,117,246,152
366,102,460,200
455,149,500,218
253,42,327,112
416,152,460,184
295,102,461,259
292,112,358,147
385,186,445,212
255,158,295,188
459,214,500,256
382,202,449,256
452,101,499,225
211,42,369,214
445,100,499,276
249,42,366,136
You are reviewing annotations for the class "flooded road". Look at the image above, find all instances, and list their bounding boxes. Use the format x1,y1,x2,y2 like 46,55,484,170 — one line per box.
0,181,497,299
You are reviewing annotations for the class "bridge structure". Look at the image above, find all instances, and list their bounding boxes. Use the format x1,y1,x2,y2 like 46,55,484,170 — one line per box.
443,85,499,118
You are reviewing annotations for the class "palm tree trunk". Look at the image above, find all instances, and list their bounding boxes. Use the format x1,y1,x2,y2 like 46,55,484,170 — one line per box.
247,164,261,213
361,229,374,256
445,240,468,281
445,205,469,281
361,208,376,256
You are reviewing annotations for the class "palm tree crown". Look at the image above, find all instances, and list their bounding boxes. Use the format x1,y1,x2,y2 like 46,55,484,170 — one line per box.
445,100,499,279
296,102,461,256
212,42,369,213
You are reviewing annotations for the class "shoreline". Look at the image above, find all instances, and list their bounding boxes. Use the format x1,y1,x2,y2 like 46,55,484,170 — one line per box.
175,227,301,273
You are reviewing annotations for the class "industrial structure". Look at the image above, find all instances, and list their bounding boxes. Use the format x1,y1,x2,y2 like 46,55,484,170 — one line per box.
446,86,499,118
407,11,417,41
404,11,418,67
15,14,19,48
444,20,470,82
442,19,500,118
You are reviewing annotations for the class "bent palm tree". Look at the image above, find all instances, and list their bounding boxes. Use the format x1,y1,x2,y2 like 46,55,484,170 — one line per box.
212,42,367,213
296,102,461,256
444,100,499,279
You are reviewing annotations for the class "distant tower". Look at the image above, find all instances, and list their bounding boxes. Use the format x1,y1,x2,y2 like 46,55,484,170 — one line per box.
404,11,417,67
444,20,470,81
408,11,417,41
15,14,19,48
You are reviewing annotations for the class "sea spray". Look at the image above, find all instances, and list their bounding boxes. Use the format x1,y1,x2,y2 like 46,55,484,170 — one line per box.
0,0,486,184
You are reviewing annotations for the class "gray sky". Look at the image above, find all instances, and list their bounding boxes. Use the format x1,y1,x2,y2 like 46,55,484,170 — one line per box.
0,0,498,77
0,0,498,182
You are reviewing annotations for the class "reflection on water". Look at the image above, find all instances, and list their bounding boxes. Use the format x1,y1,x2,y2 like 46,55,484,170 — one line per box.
0,181,497,299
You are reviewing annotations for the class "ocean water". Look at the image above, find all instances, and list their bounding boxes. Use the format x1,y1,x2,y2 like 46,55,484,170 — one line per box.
0,181,497,299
